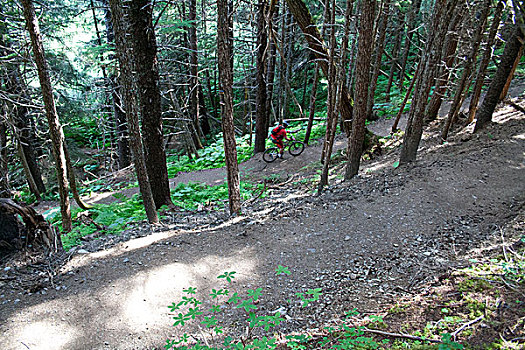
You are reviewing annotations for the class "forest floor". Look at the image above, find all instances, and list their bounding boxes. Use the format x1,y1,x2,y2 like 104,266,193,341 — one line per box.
0,86,524,350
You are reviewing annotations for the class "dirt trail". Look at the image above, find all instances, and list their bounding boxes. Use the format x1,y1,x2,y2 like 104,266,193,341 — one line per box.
1,94,524,349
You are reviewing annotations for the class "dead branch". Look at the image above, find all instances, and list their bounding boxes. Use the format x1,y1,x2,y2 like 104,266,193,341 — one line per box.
451,315,484,341
362,328,442,343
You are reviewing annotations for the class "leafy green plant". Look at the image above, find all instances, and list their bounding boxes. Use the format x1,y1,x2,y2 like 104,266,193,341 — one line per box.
170,181,263,210
165,268,287,350
54,180,263,250
53,192,148,250
166,134,254,177
164,266,463,350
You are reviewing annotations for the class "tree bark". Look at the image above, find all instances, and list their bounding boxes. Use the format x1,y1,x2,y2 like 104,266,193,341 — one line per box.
305,0,331,145
424,4,465,123
424,37,458,123
21,0,72,232
1,19,45,196
397,0,422,91
441,0,491,141
467,0,504,122
266,1,279,124
285,0,354,131
188,0,204,148
108,0,158,223
0,120,9,198
318,0,338,191
128,0,173,209
254,0,269,153
304,64,319,145
499,45,523,101
366,0,391,119
345,0,375,179
399,0,457,164
385,8,402,101
281,11,294,120
100,0,130,169
217,0,241,215
9,87,46,197
474,25,524,132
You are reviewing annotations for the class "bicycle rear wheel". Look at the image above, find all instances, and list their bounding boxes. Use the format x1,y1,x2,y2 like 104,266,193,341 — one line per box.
288,141,305,156
263,147,279,163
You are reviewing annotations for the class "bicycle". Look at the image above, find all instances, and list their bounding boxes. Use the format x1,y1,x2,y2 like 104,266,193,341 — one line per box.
262,137,305,163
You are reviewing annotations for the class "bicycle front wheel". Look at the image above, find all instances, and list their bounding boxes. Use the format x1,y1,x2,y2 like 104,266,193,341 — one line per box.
263,147,279,163
288,141,305,156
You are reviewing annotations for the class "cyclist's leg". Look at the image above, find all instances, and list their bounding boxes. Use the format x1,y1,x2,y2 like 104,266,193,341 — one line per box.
276,140,284,157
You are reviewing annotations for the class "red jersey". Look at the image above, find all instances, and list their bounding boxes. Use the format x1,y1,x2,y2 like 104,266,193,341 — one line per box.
271,125,287,141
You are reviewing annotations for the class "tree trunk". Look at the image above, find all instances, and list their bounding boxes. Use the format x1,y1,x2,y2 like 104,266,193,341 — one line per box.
285,0,354,134
397,0,422,91
198,86,211,135
254,0,269,153
499,45,523,101
424,37,458,123
399,0,456,164
304,0,332,146
385,8,402,101
11,95,46,196
0,120,9,198
424,5,465,123
319,0,332,165
218,0,241,215
468,0,504,123
128,0,173,209
188,0,204,146
304,63,319,145
15,133,41,202
474,25,524,132
281,12,294,120
21,0,72,232
318,0,338,191
366,0,391,119
1,20,46,196
266,1,279,124
345,0,375,179
108,0,158,223
100,0,130,169
441,0,491,141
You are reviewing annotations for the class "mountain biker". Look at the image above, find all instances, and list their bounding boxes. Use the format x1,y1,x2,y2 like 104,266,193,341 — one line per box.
270,120,292,158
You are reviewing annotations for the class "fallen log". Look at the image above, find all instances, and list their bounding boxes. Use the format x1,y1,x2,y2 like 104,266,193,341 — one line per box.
0,198,61,256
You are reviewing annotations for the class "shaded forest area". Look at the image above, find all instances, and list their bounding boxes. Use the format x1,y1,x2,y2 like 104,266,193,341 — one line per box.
0,0,524,348
0,0,524,234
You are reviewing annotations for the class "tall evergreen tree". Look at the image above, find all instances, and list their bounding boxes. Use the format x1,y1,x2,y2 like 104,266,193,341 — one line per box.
399,0,457,164
218,0,241,215
254,0,269,153
128,0,174,209
20,0,72,231
345,0,375,179
108,0,158,223
99,0,130,169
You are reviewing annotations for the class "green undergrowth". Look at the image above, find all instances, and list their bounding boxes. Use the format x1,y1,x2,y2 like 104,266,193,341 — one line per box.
167,134,254,177
53,181,263,250
166,120,333,178
164,266,465,350
50,192,148,250
170,181,263,210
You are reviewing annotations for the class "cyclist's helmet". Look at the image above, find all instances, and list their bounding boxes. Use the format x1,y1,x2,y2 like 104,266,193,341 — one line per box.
282,120,289,128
